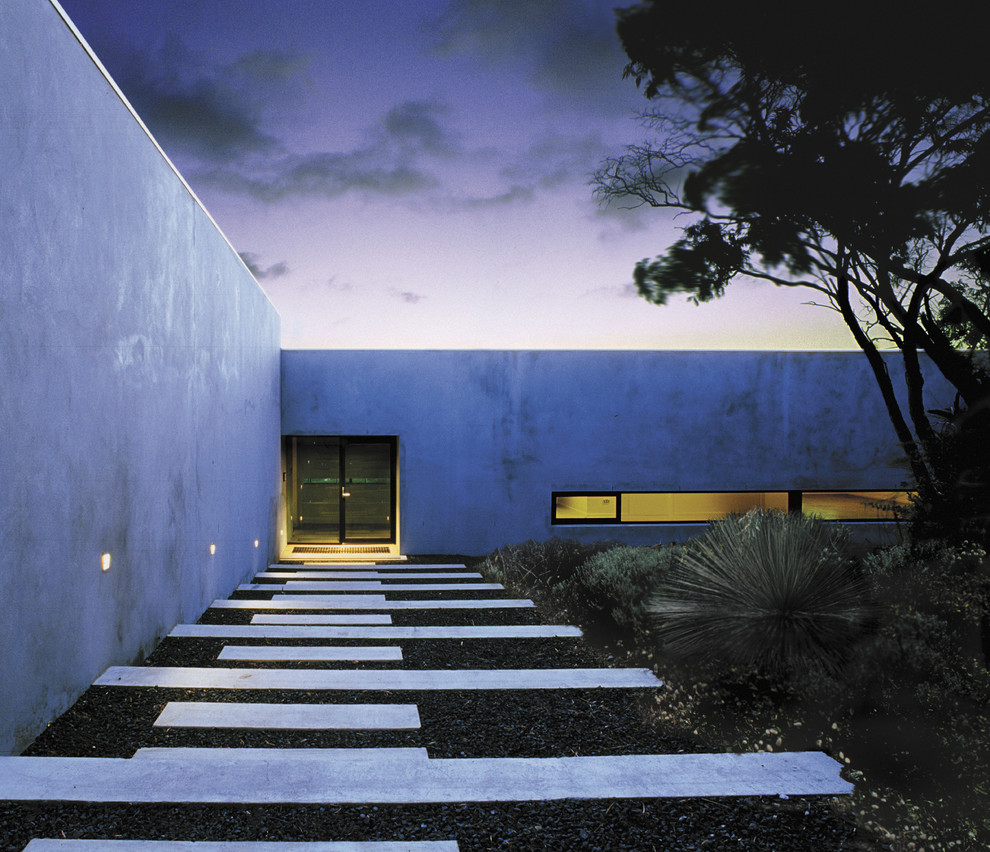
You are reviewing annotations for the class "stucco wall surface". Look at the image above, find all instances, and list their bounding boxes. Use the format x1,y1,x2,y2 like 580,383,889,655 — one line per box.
282,350,955,554
0,0,281,753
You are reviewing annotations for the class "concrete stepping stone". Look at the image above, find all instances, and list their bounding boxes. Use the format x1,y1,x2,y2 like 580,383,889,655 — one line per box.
272,563,466,571
0,751,852,803
93,666,662,690
153,702,420,730
238,583,503,592
216,645,403,662
132,748,430,762
172,624,582,640
246,614,393,625
226,595,387,607
213,598,533,610
250,615,396,625
256,572,483,580
25,844,451,851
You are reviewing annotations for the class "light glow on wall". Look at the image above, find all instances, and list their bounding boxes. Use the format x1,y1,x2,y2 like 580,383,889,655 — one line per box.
100,553,112,572
210,543,216,555
254,539,259,548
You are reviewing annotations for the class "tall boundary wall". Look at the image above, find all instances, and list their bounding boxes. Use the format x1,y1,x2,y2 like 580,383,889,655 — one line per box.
0,0,282,753
282,350,956,554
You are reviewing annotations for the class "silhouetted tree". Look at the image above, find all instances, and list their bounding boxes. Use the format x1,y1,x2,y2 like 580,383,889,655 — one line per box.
595,1,990,542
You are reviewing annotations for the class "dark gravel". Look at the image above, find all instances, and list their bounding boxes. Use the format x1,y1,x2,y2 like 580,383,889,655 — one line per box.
1,565,881,851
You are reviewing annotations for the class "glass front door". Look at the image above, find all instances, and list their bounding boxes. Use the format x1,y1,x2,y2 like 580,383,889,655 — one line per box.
285,436,396,543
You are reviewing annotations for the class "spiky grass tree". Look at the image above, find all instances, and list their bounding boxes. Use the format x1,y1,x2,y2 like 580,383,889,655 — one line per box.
650,510,874,675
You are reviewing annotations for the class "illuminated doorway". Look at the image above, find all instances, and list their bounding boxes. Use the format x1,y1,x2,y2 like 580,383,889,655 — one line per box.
284,436,397,544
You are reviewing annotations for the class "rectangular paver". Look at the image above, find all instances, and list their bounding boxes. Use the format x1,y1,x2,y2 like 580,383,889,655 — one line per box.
246,614,393,625
238,583,503,592
216,645,402,661
250,614,396,625
132,748,429,762
256,572,482,580
153,702,420,729
94,666,662,690
172,624,581,639
212,598,533,610
272,563,466,571
25,841,457,851
0,752,853,803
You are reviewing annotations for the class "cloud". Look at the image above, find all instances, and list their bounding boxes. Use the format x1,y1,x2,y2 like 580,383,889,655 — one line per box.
193,99,458,202
230,50,306,86
390,289,427,304
384,101,457,157
86,33,301,164
430,0,630,109
502,133,608,189
457,184,535,209
239,252,290,280
201,153,438,202
582,282,641,299
593,201,652,234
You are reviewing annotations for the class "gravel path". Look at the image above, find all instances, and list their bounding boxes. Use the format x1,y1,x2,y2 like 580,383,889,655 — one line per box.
0,564,881,851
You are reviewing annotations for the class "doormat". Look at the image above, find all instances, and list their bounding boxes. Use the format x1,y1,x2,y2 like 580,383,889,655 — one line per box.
290,545,393,555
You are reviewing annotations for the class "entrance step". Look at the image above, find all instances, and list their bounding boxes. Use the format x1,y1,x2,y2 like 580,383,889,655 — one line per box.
255,572,483,580
213,598,534,610
171,624,582,639
238,583,503,592
216,645,403,662
25,842,458,851
94,666,662,691
153,702,420,730
0,751,851,803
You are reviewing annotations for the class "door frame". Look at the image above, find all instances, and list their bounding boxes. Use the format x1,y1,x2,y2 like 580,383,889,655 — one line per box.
283,435,398,545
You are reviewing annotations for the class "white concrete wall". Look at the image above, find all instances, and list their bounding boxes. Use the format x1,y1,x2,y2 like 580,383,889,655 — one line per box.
281,350,955,554
0,0,281,753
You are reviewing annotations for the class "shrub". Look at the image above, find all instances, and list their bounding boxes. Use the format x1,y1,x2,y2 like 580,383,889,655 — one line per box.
861,538,990,694
479,538,614,616
649,509,874,675
554,545,681,639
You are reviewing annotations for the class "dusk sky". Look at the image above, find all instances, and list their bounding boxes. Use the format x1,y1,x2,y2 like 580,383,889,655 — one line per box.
58,0,857,350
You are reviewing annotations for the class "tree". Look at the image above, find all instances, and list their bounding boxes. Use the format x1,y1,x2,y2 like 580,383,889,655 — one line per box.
594,1,990,542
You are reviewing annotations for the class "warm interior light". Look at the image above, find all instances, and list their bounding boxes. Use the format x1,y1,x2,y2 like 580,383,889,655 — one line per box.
101,553,112,572
210,543,216,555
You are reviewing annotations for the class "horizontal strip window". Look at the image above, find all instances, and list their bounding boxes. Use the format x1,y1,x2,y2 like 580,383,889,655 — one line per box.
552,490,914,524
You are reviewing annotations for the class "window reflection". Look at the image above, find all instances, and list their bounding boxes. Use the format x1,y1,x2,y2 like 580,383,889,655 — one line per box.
622,491,788,523
802,491,912,521
554,494,617,520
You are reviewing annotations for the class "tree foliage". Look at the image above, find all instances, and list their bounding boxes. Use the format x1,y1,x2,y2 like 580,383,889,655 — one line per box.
595,1,990,541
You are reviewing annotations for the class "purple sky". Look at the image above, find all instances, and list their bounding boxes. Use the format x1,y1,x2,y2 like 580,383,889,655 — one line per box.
57,0,856,349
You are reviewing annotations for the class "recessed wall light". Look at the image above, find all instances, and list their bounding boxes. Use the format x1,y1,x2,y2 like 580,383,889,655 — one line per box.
210,543,216,555
254,539,259,548
101,553,112,572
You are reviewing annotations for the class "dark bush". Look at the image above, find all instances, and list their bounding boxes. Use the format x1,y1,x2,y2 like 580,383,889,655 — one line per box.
649,510,875,675
861,539,990,700
478,538,614,618
553,545,681,639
